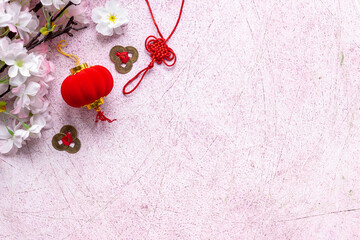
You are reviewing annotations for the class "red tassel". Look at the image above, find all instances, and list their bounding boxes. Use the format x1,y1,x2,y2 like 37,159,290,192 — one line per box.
95,111,116,123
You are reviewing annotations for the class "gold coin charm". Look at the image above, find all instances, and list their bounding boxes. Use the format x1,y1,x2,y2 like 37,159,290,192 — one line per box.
52,125,81,154
109,46,139,74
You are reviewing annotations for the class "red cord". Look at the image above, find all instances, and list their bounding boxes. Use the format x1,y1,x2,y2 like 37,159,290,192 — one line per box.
61,132,73,146
123,0,185,95
116,52,130,63
95,111,117,123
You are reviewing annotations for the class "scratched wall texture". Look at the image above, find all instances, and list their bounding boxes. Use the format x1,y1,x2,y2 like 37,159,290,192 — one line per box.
1,0,360,239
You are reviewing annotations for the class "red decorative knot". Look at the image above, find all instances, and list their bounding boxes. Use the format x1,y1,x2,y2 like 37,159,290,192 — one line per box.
123,0,185,95
61,132,73,146
145,36,176,67
116,52,130,64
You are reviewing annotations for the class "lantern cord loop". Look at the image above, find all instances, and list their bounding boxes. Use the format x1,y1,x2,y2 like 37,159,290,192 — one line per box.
123,0,185,95
56,40,80,66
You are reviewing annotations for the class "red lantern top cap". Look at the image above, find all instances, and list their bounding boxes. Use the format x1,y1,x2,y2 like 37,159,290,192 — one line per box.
71,63,89,75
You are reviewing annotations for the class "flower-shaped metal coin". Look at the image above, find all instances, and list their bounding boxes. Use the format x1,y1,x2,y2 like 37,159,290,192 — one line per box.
52,125,81,154
110,46,139,74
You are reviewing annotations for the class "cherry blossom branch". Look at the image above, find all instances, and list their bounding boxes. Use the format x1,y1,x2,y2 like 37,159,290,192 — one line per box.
25,17,87,50
51,1,73,22
31,2,43,12
0,2,87,98
0,65,7,73
0,86,11,98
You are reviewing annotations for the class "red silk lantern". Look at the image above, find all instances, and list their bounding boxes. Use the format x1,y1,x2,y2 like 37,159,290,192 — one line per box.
57,41,116,123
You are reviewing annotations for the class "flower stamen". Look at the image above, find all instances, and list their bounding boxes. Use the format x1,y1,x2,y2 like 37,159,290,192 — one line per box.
16,60,24,67
108,13,117,24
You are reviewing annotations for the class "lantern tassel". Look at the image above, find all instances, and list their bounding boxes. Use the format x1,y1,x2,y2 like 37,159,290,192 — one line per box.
95,107,116,123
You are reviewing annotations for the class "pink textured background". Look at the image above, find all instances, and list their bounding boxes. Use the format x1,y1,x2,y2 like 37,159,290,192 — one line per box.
2,0,360,239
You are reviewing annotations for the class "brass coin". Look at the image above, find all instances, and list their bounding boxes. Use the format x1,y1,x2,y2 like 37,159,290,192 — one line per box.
66,138,81,154
109,46,126,63
60,125,77,139
115,58,133,74
125,46,139,63
52,133,68,151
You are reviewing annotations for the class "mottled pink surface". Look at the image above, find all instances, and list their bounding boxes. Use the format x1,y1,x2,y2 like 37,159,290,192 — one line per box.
2,0,360,239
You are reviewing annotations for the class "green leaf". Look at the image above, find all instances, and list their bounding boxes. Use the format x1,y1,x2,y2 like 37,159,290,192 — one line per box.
7,129,14,136
23,123,30,130
0,101,6,107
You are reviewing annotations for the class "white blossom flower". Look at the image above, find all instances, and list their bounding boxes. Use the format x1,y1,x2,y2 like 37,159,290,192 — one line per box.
0,111,47,154
28,113,47,138
15,117,46,140
39,109,52,129
0,37,26,60
0,0,11,28
0,0,9,7
5,1,39,41
41,0,81,10
11,76,51,118
28,96,49,115
0,37,11,60
11,81,40,112
65,1,89,24
0,122,25,154
91,0,129,36
30,53,52,78
5,52,39,86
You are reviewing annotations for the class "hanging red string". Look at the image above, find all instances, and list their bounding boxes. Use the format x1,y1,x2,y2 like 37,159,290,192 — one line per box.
123,0,185,95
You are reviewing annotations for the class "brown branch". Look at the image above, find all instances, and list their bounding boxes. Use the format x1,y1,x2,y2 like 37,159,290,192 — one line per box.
31,2,43,12
51,1,74,22
0,65,7,73
25,17,87,50
0,85,11,98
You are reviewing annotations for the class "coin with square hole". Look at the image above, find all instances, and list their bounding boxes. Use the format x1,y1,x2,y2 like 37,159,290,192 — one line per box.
110,46,139,74
52,125,81,154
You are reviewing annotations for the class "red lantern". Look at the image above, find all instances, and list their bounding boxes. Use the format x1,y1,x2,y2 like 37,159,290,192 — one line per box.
61,63,116,123
56,40,116,123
